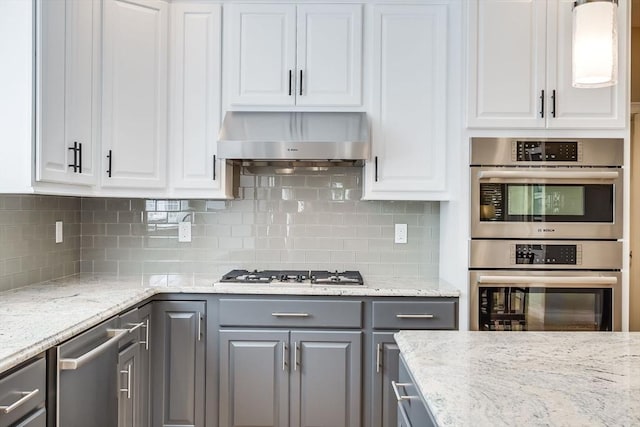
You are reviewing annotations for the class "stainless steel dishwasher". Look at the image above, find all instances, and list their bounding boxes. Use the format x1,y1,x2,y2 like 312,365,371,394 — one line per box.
55,317,128,427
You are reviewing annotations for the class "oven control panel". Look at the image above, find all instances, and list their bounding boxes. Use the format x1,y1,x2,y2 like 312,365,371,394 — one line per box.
512,244,581,265
515,141,580,162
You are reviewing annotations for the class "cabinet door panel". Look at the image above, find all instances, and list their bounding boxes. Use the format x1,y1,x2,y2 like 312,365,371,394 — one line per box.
546,0,625,128
296,4,362,106
170,3,227,193
290,331,361,427
227,4,296,106
118,343,140,427
372,333,400,427
219,330,289,427
102,0,167,188
468,0,546,128
152,301,205,427
367,4,448,195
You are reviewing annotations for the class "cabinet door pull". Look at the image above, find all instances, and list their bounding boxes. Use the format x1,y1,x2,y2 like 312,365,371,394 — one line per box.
78,142,83,174
396,314,435,319
299,69,303,96
68,142,78,173
288,70,293,96
106,150,112,177
282,342,287,372
374,156,379,182
119,364,131,399
551,89,556,118
0,389,39,414
391,381,416,401
271,312,310,317
294,341,299,370
140,319,149,350
126,322,145,333
539,90,545,118
197,312,202,341
213,155,217,181
376,343,382,374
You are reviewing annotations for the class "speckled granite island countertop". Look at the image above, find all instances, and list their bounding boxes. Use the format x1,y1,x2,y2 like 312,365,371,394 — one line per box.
0,273,458,374
395,331,640,427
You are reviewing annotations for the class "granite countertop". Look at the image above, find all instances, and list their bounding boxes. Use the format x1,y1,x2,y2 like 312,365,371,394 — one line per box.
0,273,459,374
395,330,640,427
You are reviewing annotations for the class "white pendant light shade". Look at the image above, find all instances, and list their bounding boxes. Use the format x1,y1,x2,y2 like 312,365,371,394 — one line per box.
572,0,618,88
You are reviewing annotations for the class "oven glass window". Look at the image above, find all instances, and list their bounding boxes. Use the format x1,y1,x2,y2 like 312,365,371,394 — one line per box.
479,183,613,222
478,287,612,331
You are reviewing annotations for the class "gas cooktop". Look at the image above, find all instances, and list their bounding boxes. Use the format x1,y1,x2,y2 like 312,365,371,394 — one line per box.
219,270,364,286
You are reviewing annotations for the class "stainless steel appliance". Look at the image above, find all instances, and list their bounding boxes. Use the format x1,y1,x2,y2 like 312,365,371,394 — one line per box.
219,269,365,286
469,240,622,331
471,137,623,239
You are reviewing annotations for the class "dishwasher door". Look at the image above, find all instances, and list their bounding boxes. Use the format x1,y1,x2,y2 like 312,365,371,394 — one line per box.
57,318,127,427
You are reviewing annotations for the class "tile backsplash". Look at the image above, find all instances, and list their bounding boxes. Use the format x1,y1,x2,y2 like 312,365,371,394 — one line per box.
0,195,80,292
81,168,440,278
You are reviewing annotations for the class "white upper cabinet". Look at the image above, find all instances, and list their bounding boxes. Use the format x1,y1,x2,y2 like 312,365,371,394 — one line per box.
363,1,461,200
225,3,363,107
468,0,627,129
102,0,168,189
169,2,233,198
36,0,100,186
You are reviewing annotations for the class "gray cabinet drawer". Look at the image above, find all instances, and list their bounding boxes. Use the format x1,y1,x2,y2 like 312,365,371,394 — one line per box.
372,301,457,330
219,299,362,328
0,358,45,427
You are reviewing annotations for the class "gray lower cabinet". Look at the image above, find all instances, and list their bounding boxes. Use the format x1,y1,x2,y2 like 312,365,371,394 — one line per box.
152,301,206,427
395,356,436,427
219,329,361,427
372,333,400,427
118,343,140,427
0,358,46,427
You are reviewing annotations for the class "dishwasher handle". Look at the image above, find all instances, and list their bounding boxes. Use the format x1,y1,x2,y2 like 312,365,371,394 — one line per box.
59,328,128,370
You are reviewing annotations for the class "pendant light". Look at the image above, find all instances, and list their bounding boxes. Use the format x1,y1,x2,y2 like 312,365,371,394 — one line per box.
572,0,618,88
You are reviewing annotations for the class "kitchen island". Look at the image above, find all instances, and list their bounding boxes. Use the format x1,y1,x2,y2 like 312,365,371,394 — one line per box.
395,330,640,426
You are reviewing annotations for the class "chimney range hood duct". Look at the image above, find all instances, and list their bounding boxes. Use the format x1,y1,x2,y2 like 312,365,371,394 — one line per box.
217,111,370,167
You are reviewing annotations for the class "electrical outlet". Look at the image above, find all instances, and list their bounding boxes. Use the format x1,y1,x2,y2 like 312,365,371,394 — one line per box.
178,221,192,243
55,221,63,243
394,223,407,244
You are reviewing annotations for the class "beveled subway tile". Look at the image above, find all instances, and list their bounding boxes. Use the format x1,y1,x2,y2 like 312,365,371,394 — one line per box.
356,226,382,239
94,210,118,224
107,223,131,236
82,197,107,211
382,202,406,214
106,198,131,211
93,235,118,249
106,248,131,261
147,212,168,223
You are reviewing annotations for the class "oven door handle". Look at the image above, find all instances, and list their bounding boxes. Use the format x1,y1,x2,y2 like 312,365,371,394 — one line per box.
477,275,618,285
477,170,619,180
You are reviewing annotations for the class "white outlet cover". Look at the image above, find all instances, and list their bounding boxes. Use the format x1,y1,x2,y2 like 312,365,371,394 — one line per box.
55,221,63,243
394,223,407,244
178,221,192,243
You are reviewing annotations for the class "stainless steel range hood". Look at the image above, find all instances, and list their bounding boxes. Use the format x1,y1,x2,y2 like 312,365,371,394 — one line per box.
217,111,369,167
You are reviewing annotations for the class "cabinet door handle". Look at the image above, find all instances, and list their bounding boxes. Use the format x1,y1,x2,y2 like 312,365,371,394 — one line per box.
396,314,435,319
68,142,78,173
551,89,556,118
140,319,149,351
106,150,112,177
376,343,382,374
120,364,131,399
0,389,39,414
294,341,299,371
374,156,379,182
299,69,303,96
78,142,83,174
539,90,545,118
391,381,416,401
59,328,128,370
288,70,293,96
213,155,217,181
271,312,310,317
197,312,202,341
282,342,287,372
126,322,145,333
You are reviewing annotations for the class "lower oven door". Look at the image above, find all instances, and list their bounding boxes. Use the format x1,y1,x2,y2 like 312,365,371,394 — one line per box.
470,270,621,331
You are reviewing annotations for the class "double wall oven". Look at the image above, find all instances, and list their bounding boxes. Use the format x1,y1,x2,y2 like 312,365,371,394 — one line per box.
470,137,623,331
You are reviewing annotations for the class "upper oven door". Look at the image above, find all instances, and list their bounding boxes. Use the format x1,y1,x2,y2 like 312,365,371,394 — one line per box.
471,167,622,239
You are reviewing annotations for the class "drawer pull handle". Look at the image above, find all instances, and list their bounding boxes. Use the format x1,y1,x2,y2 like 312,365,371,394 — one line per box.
120,364,131,399
0,389,39,414
391,381,416,401
126,322,145,333
59,329,128,370
271,312,310,317
396,314,434,319
140,319,150,351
